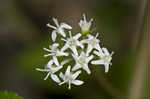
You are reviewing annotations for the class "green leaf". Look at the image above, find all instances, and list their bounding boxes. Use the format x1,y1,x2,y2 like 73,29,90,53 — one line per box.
0,91,23,99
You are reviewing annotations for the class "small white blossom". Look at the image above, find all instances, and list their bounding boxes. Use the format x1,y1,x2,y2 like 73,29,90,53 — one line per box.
36,60,62,83
72,51,93,74
61,31,84,56
91,48,114,73
43,43,68,66
47,18,72,41
79,14,93,35
81,33,102,56
36,14,114,89
59,66,84,89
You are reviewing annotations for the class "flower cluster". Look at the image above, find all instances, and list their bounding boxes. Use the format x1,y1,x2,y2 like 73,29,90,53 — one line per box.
36,14,114,89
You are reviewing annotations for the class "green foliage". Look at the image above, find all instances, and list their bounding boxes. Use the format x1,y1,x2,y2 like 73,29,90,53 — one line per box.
0,91,23,99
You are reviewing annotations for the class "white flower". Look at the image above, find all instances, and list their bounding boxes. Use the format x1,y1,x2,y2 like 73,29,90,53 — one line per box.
61,31,84,56
81,33,102,56
47,18,72,41
36,60,62,83
72,51,93,74
91,48,114,73
43,43,68,66
59,66,84,89
79,14,93,35
36,14,114,89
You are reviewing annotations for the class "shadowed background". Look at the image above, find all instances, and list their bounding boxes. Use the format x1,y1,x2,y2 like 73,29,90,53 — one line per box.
0,0,150,99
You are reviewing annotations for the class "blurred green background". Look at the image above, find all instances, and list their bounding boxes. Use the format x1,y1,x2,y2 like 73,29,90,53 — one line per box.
0,0,150,99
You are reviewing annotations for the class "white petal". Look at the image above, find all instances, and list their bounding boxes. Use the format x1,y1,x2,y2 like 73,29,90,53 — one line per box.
83,65,91,74
57,51,68,56
83,14,86,22
43,47,51,52
53,56,59,66
91,59,104,65
86,44,93,56
63,52,69,56
89,18,93,24
78,20,82,27
86,55,94,62
51,30,57,42
104,64,109,73
76,41,84,49
95,44,102,52
59,72,64,80
47,60,53,67
72,54,78,63
80,51,85,57
72,64,81,71
52,66,62,73
93,50,103,57
102,48,110,56
88,34,94,39
36,68,49,72
65,66,71,76
46,23,57,29
70,46,78,56
51,43,59,49
59,80,67,85
51,74,61,83
95,32,99,38
72,70,81,79
58,28,66,37
52,18,59,27
60,23,72,29
108,56,112,62
61,38,67,42
73,33,81,40
61,59,71,66
72,80,84,85
81,39,89,44
44,72,51,80
44,54,53,57
68,81,71,90
69,31,72,38
61,43,69,52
